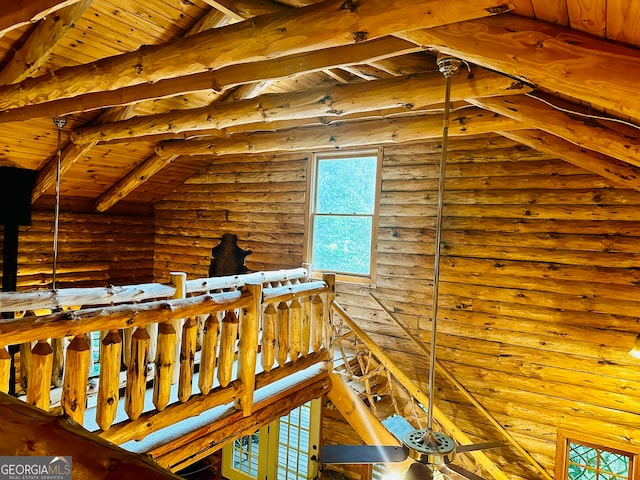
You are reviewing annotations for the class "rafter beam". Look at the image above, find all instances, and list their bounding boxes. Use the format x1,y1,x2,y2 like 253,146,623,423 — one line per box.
200,0,287,22
469,94,640,169
0,0,511,111
501,130,640,192
71,68,528,144
0,0,82,38
0,37,419,124
155,109,524,158
398,14,640,122
0,0,92,85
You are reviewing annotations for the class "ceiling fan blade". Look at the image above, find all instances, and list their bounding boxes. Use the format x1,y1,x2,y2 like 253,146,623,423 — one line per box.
456,441,503,453
405,462,434,480
319,444,408,464
445,463,488,480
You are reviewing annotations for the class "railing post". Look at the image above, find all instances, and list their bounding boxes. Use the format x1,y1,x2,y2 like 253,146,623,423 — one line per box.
276,301,289,367
300,296,311,356
289,298,301,361
178,316,198,402
261,304,276,372
124,326,150,420
218,311,239,388
236,283,262,416
169,272,186,385
27,340,53,410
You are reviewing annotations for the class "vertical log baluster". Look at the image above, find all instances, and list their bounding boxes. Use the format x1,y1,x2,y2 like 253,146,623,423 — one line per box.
62,335,90,425
236,283,261,416
96,329,122,430
124,327,150,420
276,302,290,367
170,272,187,386
310,294,323,353
51,337,65,388
261,304,277,372
27,340,53,410
198,312,220,395
322,274,336,358
0,347,10,393
289,298,302,361
178,316,198,402
153,322,176,411
217,311,239,388
19,341,33,391
122,327,133,369
300,296,311,357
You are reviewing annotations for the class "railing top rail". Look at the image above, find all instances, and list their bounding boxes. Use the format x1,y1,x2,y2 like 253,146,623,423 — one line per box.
263,280,327,303
186,267,309,294
0,267,309,313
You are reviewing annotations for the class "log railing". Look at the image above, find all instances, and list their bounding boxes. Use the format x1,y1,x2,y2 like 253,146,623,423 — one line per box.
0,267,333,448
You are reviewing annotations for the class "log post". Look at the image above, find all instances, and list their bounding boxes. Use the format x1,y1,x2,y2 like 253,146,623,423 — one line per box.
261,303,276,372
62,335,90,425
122,327,133,369
27,340,53,410
236,283,261,416
178,316,198,402
198,312,219,395
300,296,311,357
310,295,323,353
276,302,290,367
0,347,10,393
169,272,186,385
289,298,302,361
153,322,176,411
124,327,150,420
217,311,239,388
96,329,122,430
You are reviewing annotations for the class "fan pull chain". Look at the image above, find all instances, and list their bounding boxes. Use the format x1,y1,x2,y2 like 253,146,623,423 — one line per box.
52,117,67,290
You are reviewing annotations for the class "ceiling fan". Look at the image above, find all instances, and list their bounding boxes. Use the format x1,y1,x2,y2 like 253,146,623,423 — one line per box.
318,55,503,480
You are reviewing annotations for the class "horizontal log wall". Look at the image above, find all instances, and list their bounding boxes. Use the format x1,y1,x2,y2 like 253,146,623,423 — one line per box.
153,152,307,279
152,134,640,480
0,210,154,289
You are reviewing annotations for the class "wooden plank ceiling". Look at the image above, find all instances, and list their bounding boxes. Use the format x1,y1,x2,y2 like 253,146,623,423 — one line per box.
0,0,639,214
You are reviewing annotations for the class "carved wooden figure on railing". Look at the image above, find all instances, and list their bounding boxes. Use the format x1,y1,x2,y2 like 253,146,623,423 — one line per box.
208,233,252,277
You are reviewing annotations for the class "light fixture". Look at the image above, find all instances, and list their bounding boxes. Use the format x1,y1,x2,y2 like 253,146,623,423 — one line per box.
629,333,640,359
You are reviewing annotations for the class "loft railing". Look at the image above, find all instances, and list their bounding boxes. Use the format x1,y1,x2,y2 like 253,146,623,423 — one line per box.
0,267,334,448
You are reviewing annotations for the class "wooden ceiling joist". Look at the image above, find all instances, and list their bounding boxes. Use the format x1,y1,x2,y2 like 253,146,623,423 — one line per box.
399,14,640,122
155,109,525,158
0,0,509,111
500,129,640,192
0,37,420,124
71,68,529,144
0,0,84,38
470,95,640,169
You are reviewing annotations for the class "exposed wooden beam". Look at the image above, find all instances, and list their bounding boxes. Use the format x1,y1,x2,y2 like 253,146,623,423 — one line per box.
155,109,525,158
0,392,182,479
0,0,92,85
398,14,640,122
200,0,287,21
0,0,82,38
469,94,640,168
501,129,640,192
71,68,529,144
0,0,511,110
0,37,419,123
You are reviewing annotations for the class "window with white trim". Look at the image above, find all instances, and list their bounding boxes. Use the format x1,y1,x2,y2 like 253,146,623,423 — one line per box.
306,150,381,283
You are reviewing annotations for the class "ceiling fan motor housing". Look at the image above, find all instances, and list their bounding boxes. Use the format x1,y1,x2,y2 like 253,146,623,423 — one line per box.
403,429,457,466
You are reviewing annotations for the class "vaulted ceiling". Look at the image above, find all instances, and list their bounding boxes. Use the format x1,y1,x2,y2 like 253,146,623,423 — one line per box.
1,0,640,215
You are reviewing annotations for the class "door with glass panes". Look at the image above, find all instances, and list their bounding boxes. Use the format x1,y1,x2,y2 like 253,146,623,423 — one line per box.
222,400,320,480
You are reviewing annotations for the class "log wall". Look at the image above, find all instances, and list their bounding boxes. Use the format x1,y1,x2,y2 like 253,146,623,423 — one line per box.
0,210,154,289
154,134,640,480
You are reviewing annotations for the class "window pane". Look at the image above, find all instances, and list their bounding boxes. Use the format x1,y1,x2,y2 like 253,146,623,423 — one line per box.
312,216,372,275
316,156,377,214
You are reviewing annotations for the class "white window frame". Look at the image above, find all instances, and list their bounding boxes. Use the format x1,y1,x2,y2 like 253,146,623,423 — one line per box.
304,149,382,285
